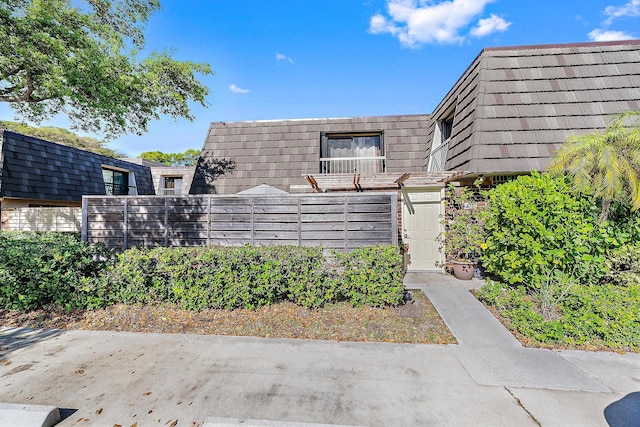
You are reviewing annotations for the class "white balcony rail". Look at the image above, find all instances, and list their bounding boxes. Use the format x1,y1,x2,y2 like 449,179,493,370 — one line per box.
159,188,182,196
428,140,449,172
319,156,386,174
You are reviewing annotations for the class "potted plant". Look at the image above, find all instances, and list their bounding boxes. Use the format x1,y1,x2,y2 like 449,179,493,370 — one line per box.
438,183,486,280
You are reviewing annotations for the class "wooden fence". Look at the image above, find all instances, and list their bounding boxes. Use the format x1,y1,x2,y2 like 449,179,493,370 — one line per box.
82,193,398,250
1,207,81,232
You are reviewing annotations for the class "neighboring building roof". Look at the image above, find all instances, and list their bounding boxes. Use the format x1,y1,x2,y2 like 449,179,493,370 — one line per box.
191,115,430,195
0,130,155,202
427,39,640,174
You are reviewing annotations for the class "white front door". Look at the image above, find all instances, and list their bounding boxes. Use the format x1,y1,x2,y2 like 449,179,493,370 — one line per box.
402,190,443,271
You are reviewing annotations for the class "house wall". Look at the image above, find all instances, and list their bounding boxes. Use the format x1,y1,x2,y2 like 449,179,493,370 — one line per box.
191,115,430,195
1,206,81,231
0,130,155,203
426,40,640,175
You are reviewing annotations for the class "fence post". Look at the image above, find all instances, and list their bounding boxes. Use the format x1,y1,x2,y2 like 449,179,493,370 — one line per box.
297,197,302,246
81,197,88,241
344,196,349,250
207,196,211,247
123,197,129,250
391,192,398,246
164,197,169,247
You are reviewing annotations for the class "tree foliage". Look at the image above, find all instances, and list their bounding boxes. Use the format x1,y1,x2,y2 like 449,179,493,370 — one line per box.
140,148,201,166
0,119,123,157
0,0,213,138
547,111,640,222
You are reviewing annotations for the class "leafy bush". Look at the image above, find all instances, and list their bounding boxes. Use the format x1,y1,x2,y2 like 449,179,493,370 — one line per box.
331,245,405,307
99,244,404,310
481,172,606,286
0,232,113,309
439,184,486,263
1,232,404,311
603,244,640,287
477,279,640,350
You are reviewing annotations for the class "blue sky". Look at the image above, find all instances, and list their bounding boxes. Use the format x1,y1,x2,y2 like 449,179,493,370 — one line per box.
2,0,640,156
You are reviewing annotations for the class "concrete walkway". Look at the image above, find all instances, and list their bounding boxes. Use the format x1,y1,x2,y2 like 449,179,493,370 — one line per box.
407,273,610,391
0,273,638,426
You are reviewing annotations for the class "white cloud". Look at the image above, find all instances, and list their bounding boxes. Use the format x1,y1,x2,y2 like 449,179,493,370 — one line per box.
587,1,639,41
588,29,635,41
368,0,511,47
229,84,249,94
470,13,510,37
275,53,294,63
604,0,640,25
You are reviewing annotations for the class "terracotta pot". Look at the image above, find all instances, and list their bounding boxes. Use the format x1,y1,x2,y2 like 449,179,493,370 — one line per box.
451,260,476,280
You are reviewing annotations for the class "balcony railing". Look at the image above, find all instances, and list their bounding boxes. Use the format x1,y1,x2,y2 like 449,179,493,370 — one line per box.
159,188,182,196
104,183,128,196
428,140,449,172
319,156,386,174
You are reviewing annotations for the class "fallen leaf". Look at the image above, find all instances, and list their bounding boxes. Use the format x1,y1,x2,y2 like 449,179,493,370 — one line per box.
95,408,103,414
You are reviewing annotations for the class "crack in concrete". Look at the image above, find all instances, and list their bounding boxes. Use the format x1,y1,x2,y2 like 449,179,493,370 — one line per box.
505,387,541,427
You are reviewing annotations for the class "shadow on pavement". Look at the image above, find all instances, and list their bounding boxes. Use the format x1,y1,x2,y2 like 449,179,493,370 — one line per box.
0,327,63,358
604,391,640,427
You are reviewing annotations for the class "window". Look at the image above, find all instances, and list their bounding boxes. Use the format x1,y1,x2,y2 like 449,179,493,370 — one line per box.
440,118,453,143
102,168,129,195
428,109,455,172
162,176,183,195
320,132,385,174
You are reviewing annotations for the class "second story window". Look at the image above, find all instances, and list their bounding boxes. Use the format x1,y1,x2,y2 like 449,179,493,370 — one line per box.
320,132,385,174
102,168,129,195
162,176,183,195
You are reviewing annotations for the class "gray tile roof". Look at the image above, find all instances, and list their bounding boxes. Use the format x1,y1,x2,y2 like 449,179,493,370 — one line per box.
192,115,430,194
427,39,640,174
0,130,155,202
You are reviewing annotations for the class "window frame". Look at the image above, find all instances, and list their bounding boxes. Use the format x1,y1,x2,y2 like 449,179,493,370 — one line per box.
102,167,130,196
319,131,385,174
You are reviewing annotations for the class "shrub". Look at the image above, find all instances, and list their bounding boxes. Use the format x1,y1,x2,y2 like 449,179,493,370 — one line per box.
439,184,486,263
480,172,606,286
0,232,113,310
602,244,640,287
98,244,404,310
331,245,405,307
477,279,640,350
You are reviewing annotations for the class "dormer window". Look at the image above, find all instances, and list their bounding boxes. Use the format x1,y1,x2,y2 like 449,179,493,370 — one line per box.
428,107,456,172
320,132,385,174
102,166,137,195
102,168,128,195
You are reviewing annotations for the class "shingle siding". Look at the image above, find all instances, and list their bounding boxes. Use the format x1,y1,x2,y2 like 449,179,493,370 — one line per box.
0,131,154,202
427,40,640,173
192,115,430,194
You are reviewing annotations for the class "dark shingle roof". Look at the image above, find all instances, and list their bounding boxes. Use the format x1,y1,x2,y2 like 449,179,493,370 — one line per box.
427,39,640,174
192,115,430,194
0,131,155,201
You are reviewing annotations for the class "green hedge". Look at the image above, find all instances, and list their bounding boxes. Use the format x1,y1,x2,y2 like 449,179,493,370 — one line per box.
98,244,404,310
0,232,404,310
0,232,113,310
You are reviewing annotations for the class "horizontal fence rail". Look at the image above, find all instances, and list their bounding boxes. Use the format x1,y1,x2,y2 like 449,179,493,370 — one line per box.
82,193,398,251
1,207,81,232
